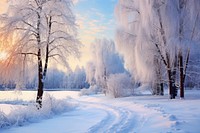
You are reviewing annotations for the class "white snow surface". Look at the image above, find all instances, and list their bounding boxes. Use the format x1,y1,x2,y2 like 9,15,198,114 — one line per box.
0,90,200,133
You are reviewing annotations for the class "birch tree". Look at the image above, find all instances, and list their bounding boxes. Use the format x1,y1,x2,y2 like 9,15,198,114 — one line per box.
0,0,80,108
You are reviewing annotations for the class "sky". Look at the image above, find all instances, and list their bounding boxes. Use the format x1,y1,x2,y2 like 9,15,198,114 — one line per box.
71,0,118,70
0,0,118,71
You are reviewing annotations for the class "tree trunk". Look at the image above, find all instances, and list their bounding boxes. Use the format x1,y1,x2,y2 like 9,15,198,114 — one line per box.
183,49,190,83
166,53,174,99
43,16,52,80
172,53,178,98
179,51,184,98
36,6,43,109
167,69,173,99
103,67,107,95
36,49,43,109
160,82,164,95
153,57,164,95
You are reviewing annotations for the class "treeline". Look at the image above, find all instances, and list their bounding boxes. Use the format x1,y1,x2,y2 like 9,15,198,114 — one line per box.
0,66,89,90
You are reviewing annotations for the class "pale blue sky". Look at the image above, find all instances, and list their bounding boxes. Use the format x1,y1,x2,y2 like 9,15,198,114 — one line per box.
71,0,118,69
74,0,118,43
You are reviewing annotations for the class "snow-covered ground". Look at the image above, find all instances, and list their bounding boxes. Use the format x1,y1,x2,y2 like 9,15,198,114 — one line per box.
0,89,200,133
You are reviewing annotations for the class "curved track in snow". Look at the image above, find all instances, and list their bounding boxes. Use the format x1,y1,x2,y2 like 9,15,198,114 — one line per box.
82,102,135,133
77,96,175,133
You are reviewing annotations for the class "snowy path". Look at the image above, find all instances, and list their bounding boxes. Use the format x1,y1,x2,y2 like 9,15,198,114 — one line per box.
72,95,177,133
82,101,135,133
1,91,200,133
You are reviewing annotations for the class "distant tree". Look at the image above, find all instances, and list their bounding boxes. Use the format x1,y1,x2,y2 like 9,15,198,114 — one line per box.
44,68,65,89
61,66,88,90
73,66,87,89
0,0,81,108
89,38,125,94
85,62,96,86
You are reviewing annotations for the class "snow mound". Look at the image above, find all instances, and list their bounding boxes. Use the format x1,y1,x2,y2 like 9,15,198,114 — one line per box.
80,85,101,96
107,73,134,98
0,93,77,129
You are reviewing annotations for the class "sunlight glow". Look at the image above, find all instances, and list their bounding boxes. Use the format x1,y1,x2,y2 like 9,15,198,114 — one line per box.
0,51,8,61
0,0,8,13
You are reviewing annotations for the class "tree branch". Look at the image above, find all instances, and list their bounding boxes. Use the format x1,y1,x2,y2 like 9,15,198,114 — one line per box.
21,20,37,31
18,52,38,56
154,43,167,66
48,53,62,58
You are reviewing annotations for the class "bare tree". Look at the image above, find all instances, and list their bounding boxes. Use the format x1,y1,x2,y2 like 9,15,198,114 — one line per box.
0,0,81,108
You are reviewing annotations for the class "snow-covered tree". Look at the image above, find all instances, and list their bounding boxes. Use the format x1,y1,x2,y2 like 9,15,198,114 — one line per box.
0,0,81,108
115,0,200,98
85,62,96,86
88,38,125,94
115,0,155,85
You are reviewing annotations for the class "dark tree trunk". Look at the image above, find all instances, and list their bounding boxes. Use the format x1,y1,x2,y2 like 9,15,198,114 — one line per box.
167,69,173,99
36,49,43,109
35,6,43,109
43,16,52,80
183,49,190,83
171,53,178,98
160,82,164,95
103,67,107,95
179,51,184,98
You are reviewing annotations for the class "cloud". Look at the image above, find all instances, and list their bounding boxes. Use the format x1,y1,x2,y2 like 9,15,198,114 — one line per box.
72,0,87,5
75,7,116,46
95,12,105,19
90,8,105,20
72,0,79,4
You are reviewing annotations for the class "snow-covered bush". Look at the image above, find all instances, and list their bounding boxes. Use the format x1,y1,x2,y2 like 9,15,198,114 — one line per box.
85,38,125,93
80,85,101,96
107,73,134,98
0,93,77,129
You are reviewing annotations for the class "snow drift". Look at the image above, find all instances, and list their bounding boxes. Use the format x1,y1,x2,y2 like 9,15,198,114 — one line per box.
0,93,77,129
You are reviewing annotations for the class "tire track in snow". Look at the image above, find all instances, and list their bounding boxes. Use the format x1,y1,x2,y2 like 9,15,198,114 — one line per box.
107,107,135,133
78,101,136,133
77,97,175,133
87,103,117,133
